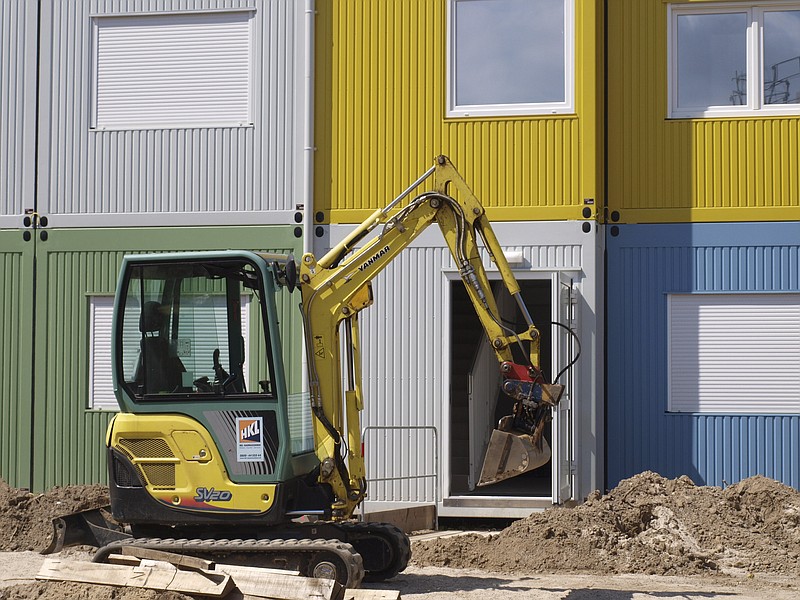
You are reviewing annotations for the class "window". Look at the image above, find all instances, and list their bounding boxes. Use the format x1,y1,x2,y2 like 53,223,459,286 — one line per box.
89,296,122,410
118,261,267,399
91,289,254,408
92,11,253,129
447,0,575,117
287,392,314,454
668,293,800,414
669,2,800,118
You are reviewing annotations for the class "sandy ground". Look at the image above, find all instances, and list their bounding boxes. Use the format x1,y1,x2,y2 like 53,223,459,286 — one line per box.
2,473,800,598
387,566,800,600
2,550,799,600
0,551,800,600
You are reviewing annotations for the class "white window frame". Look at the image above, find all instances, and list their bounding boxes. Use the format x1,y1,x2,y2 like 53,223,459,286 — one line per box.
668,1,800,118
667,293,800,415
446,0,575,117
90,9,255,130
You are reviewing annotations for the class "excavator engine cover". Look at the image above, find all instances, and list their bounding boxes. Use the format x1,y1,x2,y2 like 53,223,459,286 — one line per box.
478,429,552,487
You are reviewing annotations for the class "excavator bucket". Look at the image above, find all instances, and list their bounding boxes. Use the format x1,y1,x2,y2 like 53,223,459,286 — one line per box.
477,429,551,487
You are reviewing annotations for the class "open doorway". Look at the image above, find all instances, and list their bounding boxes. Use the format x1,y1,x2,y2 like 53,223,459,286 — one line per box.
449,278,553,498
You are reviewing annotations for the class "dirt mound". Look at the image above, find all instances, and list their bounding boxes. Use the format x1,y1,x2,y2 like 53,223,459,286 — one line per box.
412,472,800,576
0,479,109,552
0,582,192,600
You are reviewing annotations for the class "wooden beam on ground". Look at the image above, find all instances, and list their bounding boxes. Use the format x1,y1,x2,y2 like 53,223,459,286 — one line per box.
118,545,215,572
214,562,301,577
36,558,232,597
106,554,143,567
362,504,436,533
214,563,340,600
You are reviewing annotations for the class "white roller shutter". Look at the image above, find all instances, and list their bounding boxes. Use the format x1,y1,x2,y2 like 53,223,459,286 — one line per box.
177,294,250,387
668,293,800,414
92,11,253,129
287,392,314,454
89,296,118,410
89,294,250,409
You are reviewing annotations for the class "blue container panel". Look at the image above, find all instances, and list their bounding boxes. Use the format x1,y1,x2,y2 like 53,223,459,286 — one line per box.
606,222,800,490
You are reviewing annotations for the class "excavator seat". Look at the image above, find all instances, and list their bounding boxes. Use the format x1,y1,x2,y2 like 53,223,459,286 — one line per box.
138,301,185,394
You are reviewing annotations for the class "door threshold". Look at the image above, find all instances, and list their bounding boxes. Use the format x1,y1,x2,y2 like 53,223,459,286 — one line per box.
442,496,553,509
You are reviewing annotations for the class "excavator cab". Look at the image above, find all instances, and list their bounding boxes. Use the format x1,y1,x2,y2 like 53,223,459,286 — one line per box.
108,252,334,525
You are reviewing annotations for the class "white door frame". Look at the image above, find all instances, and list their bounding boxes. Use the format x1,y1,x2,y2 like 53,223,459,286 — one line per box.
442,267,580,507
552,272,576,503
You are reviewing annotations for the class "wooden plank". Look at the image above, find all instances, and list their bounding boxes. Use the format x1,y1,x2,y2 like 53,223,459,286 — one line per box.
214,563,339,600
342,591,401,600
119,545,215,572
362,504,436,533
106,554,142,567
36,558,232,597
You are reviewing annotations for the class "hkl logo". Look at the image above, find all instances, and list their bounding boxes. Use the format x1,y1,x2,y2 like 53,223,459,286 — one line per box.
239,418,262,444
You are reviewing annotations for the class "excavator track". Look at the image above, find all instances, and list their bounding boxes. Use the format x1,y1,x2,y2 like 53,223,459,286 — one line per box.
93,536,365,589
335,521,411,582
47,507,407,586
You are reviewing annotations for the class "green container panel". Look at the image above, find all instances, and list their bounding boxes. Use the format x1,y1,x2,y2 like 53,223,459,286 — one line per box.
0,226,301,491
0,232,34,489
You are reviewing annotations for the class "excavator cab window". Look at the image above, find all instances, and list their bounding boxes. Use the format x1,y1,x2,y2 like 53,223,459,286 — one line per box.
118,259,276,401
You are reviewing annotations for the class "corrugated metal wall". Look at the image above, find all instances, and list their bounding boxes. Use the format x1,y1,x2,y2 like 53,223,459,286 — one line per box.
1,0,308,490
315,0,602,223
334,224,590,506
0,0,37,227
606,223,800,490
607,0,800,223
0,235,34,489
37,0,304,226
16,226,301,491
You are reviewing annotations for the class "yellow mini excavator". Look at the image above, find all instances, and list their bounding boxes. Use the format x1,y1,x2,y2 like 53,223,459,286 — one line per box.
45,156,567,588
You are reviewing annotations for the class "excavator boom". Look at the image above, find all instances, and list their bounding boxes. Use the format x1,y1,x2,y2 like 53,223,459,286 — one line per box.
299,156,565,516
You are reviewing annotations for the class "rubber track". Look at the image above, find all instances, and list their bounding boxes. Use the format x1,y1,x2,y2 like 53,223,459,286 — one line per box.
336,521,411,581
93,536,365,588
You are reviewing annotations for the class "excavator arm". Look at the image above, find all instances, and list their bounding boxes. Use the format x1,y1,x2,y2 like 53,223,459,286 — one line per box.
298,156,564,519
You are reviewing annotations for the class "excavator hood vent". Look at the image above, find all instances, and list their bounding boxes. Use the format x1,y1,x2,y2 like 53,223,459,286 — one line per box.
116,438,176,490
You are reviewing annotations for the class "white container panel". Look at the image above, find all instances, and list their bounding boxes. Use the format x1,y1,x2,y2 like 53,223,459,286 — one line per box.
327,221,602,515
0,0,38,226
36,0,304,225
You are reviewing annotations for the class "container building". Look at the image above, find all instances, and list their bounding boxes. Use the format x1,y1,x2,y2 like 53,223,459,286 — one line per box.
605,0,800,489
316,0,605,516
3,0,798,518
0,0,308,490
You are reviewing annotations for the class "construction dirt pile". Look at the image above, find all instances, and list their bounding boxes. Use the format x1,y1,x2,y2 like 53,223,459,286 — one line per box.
0,480,195,600
0,478,108,552
412,471,800,577
2,473,799,598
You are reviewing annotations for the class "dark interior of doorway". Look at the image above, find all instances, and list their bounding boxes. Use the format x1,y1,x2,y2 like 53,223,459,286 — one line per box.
449,279,553,497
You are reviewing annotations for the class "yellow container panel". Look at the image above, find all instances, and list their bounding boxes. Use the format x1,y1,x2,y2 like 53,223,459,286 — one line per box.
316,0,602,223
607,0,800,222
